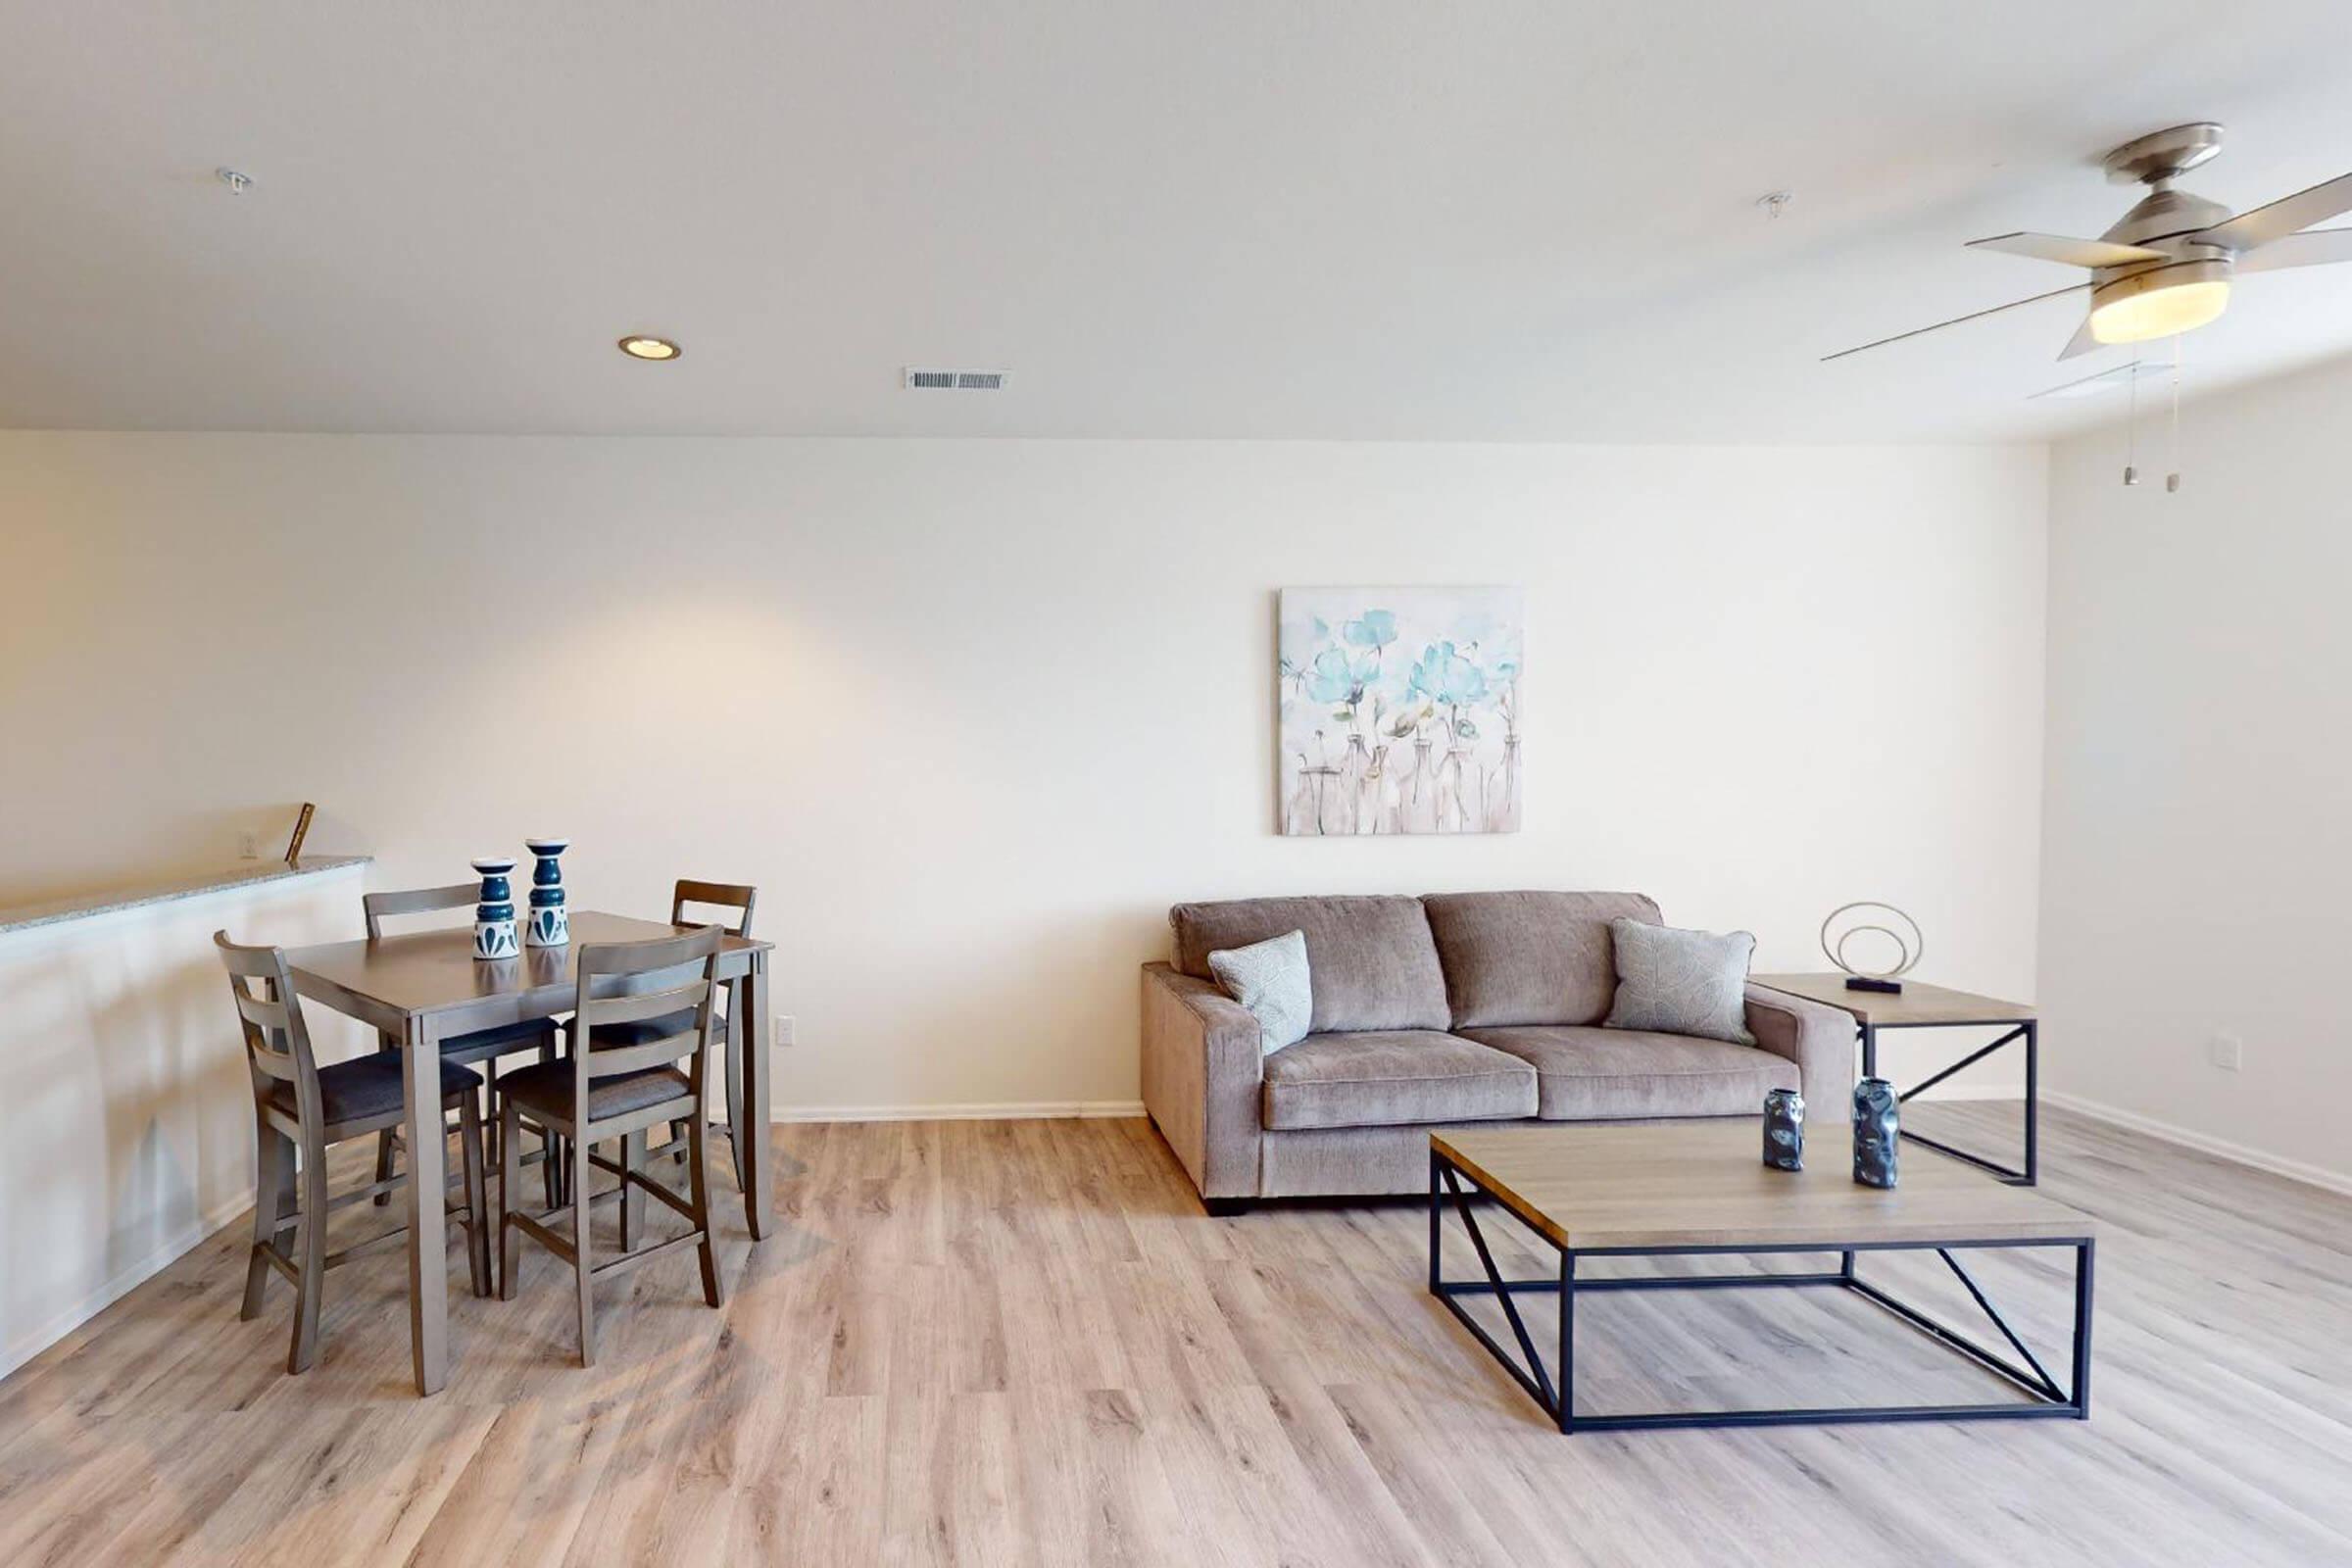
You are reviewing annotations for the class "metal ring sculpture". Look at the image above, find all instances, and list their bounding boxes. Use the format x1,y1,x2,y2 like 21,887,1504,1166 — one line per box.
1819,902,1923,980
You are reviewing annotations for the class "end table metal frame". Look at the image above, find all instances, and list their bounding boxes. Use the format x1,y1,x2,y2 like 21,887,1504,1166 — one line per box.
1428,1148,2093,1434
1863,1016,2039,1186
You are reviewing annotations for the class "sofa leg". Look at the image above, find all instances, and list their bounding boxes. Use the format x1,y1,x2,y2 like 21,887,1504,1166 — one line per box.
1202,1198,1251,1218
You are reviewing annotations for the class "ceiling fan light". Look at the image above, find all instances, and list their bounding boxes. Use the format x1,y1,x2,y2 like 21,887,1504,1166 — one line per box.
2087,262,2230,344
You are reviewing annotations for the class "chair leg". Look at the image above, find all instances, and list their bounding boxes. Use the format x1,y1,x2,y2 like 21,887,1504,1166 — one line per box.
288,1132,329,1375
459,1094,492,1298
688,1113,723,1309
723,999,748,1189
620,1130,647,1252
539,1040,564,1212
243,1118,294,1321
499,1099,522,1300
573,1134,597,1366
371,1128,398,1208
372,1035,400,1206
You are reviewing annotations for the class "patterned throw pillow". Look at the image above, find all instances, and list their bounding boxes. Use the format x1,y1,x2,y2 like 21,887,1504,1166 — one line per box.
1206,929,1313,1057
1602,918,1757,1045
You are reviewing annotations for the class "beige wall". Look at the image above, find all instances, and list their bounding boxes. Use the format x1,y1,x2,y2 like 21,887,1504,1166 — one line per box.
2,433,2050,1115
2041,356,2352,1188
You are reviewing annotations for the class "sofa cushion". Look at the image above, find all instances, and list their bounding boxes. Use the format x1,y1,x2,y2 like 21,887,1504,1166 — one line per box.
1171,895,1449,1034
1603,918,1756,1044
1205,929,1313,1056
1460,1025,1793,1120
1420,891,1662,1028
1261,1031,1537,1131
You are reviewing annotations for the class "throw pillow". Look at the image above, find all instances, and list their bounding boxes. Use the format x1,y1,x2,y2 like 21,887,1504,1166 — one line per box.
1603,917,1756,1045
1206,929,1313,1057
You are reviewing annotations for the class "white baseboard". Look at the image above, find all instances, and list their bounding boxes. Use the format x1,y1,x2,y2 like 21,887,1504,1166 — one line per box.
2043,1089,2352,1198
1903,1083,2017,1102
1,1183,257,1383
774,1100,1146,1124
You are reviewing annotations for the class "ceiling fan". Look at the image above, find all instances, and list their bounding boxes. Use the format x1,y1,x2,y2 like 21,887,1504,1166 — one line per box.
1826,122,2352,363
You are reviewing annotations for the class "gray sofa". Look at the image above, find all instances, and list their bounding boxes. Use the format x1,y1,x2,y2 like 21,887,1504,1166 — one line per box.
1140,890,1853,1210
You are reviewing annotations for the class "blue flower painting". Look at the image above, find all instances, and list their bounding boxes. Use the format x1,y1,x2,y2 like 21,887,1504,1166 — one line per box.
1278,586,1523,835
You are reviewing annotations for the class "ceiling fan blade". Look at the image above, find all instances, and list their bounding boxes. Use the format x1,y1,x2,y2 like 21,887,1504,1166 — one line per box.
2235,227,2352,273
2057,316,2101,361
1966,231,2168,269
1821,282,2089,363
2195,172,2352,251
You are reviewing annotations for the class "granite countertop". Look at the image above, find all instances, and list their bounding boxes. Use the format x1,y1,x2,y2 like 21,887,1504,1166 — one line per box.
0,856,372,936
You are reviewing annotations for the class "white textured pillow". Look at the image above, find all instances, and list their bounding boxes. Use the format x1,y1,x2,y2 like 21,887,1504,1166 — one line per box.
1206,929,1313,1057
1603,918,1756,1045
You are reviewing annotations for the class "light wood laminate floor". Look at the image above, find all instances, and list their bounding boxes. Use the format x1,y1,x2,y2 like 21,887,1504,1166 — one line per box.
2,1103,2346,1566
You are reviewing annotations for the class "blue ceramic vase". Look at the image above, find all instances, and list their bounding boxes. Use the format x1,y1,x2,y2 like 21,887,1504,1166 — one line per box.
470,857,519,959
523,837,569,948
1853,1077,1899,1189
1763,1087,1805,1172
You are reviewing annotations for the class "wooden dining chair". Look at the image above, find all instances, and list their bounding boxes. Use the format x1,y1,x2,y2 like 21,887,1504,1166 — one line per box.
660,880,757,1177
364,883,564,1211
497,925,726,1365
217,931,492,1375
548,879,756,1206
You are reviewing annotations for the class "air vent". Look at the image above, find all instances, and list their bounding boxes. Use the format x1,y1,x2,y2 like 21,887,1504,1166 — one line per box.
903,367,1009,391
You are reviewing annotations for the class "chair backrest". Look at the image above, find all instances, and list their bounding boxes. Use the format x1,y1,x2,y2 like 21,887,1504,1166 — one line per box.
570,925,724,1103
671,879,757,938
363,882,477,940
215,930,323,1130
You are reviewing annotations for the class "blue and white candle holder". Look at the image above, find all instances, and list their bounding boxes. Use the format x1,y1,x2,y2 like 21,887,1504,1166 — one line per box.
470,857,519,960
523,837,569,948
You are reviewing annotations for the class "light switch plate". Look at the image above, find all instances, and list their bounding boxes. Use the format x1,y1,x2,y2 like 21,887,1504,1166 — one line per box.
2208,1032,2243,1071
775,1014,795,1048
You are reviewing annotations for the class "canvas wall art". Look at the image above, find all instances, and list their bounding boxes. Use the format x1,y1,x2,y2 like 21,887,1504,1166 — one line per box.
1278,586,1523,835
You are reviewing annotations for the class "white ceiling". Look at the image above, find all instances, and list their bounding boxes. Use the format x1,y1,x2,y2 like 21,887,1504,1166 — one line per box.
4,1,2350,442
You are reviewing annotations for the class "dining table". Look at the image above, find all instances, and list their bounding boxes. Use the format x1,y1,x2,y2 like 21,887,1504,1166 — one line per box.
283,908,774,1396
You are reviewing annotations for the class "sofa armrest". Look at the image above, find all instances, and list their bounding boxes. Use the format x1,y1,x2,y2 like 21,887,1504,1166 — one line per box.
1743,982,1855,1116
1141,962,1263,1200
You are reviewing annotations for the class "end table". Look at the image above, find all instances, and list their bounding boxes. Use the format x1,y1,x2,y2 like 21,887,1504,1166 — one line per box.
1751,974,2039,1186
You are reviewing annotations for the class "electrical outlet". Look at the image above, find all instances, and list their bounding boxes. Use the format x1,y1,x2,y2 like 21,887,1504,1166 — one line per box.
2208,1032,2243,1072
237,831,261,860
774,1014,795,1048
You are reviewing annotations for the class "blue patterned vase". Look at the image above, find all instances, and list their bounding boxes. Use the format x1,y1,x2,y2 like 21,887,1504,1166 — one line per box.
523,837,569,948
1853,1077,1899,1189
470,857,519,960
1763,1087,1805,1172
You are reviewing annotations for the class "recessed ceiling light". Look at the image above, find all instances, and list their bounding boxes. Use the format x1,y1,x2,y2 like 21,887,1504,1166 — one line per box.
617,335,681,362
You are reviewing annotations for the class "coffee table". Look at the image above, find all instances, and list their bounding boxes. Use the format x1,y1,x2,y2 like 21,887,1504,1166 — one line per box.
1429,1122,2094,1433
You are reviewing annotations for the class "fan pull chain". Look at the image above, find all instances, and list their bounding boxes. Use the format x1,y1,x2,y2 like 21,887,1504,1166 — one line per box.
2166,334,2184,493
2123,355,2141,486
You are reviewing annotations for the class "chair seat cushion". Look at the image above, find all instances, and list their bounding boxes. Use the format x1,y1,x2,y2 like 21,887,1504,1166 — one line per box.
1459,1025,1792,1120
271,1054,483,1127
583,1008,700,1048
440,1015,557,1064
1261,1031,1536,1131
498,1059,695,1125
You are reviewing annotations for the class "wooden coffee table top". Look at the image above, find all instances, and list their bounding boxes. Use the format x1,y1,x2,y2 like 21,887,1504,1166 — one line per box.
1749,972,2034,1026
1432,1122,2092,1252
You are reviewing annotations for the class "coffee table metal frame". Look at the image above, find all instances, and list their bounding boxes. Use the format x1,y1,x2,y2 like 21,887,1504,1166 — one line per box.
1428,1146,2093,1434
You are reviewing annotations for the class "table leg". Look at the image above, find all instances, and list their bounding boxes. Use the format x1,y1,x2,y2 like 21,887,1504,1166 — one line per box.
740,955,771,1239
404,1012,450,1396
2023,1020,2040,1186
